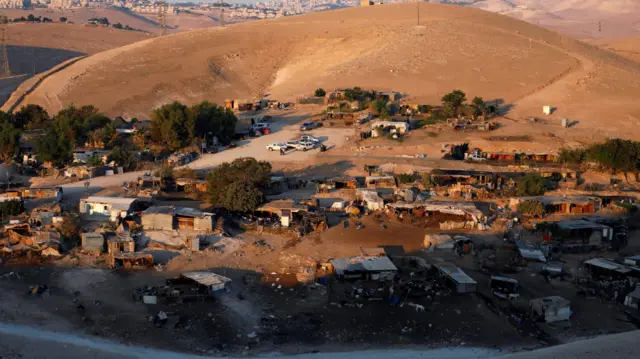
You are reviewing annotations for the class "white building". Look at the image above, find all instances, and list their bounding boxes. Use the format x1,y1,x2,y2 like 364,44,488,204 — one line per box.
79,196,142,221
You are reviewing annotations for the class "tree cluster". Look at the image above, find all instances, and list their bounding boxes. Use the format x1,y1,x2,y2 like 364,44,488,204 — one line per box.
0,199,25,217
440,90,488,120
88,17,110,25
516,173,547,196
517,199,545,216
151,101,237,151
35,105,113,166
560,138,640,177
206,157,271,212
12,14,52,23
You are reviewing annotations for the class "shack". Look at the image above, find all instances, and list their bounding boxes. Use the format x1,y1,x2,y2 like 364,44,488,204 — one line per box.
80,196,146,221
141,206,214,231
357,189,384,211
434,263,477,293
370,121,410,137
556,220,613,245
365,176,396,189
106,234,135,254
180,271,232,295
81,232,105,252
257,200,309,227
387,201,484,230
330,256,397,281
624,285,640,309
510,196,599,215
110,253,154,269
317,177,359,193
529,296,571,323
583,258,637,279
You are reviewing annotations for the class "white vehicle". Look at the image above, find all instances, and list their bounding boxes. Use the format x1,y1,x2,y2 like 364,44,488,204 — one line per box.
295,141,316,151
251,123,270,131
266,143,286,151
285,141,299,149
300,135,320,143
465,153,486,162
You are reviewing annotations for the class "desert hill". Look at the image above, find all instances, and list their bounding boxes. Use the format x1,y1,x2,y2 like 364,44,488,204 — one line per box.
5,22,151,56
14,3,640,139
0,7,220,35
588,37,640,63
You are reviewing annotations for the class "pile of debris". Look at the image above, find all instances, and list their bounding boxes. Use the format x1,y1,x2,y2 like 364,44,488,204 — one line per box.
0,223,61,258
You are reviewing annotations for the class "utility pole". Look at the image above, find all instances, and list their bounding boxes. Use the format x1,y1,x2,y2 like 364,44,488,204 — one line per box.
218,0,225,27
417,1,420,26
157,1,168,36
0,15,10,78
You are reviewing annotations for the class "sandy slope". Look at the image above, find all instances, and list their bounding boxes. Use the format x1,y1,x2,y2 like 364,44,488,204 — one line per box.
4,22,151,56
589,37,640,63
17,3,640,140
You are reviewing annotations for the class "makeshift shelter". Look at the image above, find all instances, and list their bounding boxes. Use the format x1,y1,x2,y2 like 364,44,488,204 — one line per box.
365,176,396,189
330,256,397,281
387,201,484,229
434,263,477,293
357,189,385,211
80,196,145,221
180,271,232,295
583,258,637,279
624,285,640,309
110,253,154,269
257,200,309,227
81,232,105,252
141,206,214,231
529,296,571,323
370,121,409,137
510,196,599,215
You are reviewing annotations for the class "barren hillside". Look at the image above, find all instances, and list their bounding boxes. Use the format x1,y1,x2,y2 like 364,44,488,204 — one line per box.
589,37,640,63
5,23,151,56
16,3,640,139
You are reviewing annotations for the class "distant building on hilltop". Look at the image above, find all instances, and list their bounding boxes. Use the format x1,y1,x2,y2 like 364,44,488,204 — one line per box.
360,0,382,6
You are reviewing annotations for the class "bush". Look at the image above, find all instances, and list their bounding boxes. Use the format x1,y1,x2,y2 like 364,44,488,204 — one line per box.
0,199,25,217
154,164,174,180
314,88,326,97
207,157,271,211
516,173,547,196
396,173,417,184
517,200,545,216
59,213,81,248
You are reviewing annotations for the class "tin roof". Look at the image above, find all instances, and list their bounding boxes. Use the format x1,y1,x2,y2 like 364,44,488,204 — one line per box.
557,220,610,230
181,271,232,287
434,264,477,285
330,256,397,275
584,258,632,273
518,246,547,262
83,196,138,210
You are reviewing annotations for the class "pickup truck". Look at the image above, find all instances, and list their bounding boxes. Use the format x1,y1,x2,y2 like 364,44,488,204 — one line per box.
265,143,286,151
300,135,320,143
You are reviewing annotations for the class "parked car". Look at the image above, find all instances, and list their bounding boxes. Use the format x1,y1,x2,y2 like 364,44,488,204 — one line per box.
285,141,299,149
300,135,320,143
266,143,286,151
251,123,270,131
299,121,315,131
295,141,316,151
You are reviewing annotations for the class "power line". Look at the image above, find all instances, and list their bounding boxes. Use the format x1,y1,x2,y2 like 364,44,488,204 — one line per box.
157,1,168,36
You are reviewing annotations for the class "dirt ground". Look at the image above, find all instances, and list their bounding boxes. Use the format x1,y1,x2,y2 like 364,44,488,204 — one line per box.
1,209,639,357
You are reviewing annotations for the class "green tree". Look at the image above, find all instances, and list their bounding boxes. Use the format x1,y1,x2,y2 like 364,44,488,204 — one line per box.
207,157,271,210
219,181,265,212
517,200,545,216
0,120,20,161
107,147,137,171
314,88,326,97
151,101,191,151
87,155,103,167
59,213,81,248
189,101,237,144
441,90,467,117
516,173,547,196
0,199,25,217
35,120,73,166
59,17,67,22
13,104,50,130
472,96,485,120
370,99,389,118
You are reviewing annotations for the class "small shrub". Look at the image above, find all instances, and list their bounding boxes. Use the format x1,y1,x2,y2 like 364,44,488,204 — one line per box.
427,132,439,138
517,200,545,216
516,173,547,196
314,88,326,97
